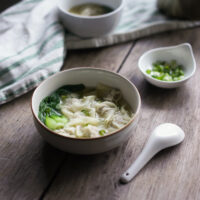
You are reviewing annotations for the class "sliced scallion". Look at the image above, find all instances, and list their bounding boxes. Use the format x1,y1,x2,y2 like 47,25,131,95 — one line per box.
146,60,184,82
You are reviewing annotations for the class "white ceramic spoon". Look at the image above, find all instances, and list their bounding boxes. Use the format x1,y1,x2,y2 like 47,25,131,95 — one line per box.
120,123,185,183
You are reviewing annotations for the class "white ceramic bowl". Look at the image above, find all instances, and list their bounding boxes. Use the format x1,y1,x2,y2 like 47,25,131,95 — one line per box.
138,43,196,88
31,68,141,154
57,0,124,37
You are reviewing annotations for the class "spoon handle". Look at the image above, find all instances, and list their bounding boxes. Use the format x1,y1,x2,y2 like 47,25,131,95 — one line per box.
120,138,159,183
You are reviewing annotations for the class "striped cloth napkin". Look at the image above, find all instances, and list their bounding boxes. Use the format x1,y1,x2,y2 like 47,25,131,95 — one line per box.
0,0,66,105
0,0,200,105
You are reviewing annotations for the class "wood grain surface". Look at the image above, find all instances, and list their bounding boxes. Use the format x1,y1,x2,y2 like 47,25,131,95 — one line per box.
42,28,200,200
0,3,200,199
0,43,132,199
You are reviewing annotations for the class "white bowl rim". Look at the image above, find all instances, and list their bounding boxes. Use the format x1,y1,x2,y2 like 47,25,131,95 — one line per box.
57,0,125,20
31,67,141,141
138,43,196,85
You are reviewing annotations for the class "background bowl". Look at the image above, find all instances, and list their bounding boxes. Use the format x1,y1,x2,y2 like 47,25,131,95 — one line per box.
31,68,141,154
138,43,196,88
57,0,124,38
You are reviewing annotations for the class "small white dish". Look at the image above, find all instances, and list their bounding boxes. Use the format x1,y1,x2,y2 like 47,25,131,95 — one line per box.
138,43,196,88
57,0,124,38
31,68,141,154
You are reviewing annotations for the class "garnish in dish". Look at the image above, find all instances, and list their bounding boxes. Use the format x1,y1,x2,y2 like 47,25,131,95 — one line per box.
146,60,184,81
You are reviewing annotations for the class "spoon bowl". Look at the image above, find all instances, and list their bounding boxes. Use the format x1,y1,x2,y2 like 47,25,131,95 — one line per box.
152,123,185,150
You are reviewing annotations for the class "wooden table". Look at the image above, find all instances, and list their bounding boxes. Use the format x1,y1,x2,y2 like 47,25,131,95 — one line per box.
1,4,200,199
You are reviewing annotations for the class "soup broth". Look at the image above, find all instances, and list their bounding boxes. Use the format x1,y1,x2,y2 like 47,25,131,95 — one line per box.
68,3,113,16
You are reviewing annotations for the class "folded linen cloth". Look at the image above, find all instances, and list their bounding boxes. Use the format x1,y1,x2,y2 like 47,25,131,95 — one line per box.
0,0,200,105
0,0,66,105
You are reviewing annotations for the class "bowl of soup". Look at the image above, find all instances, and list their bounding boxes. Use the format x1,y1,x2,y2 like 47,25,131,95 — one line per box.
57,0,124,37
31,68,141,154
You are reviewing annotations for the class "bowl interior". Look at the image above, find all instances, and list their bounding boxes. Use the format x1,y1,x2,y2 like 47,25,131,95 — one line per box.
139,43,196,81
32,68,140,122
58,0,123,14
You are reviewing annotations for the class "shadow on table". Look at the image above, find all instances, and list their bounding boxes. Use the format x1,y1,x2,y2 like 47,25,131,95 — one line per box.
130,77,190,110
42,140,124,172
42,144,127,200
0,0,21,13
40,136,184,198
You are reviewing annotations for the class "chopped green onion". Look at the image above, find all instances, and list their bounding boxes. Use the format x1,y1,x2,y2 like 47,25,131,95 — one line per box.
99,129,106,136
61,95,68,101
81,109,90,116
146,60,185,82
146,69,151,74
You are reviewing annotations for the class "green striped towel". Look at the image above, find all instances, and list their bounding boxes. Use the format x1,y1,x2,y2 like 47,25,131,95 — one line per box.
66,0,200,49
0,0,200,105
0,0,66,105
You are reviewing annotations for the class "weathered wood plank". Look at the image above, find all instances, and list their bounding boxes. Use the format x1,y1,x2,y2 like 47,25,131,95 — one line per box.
0,42,133,200
43,28,200,200
0,91,66,200
63,42,134,71
117,28,200,200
